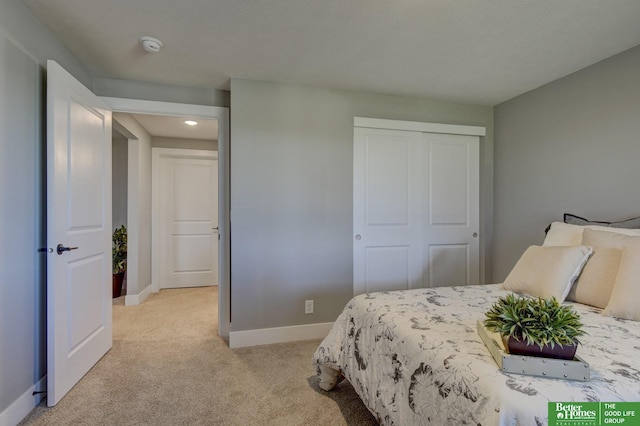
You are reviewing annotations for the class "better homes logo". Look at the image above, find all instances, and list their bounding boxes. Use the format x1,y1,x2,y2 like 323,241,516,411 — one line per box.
550,402,598,425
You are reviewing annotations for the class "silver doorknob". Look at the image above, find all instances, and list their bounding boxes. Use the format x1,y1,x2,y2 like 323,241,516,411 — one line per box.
473,232,478,238
355,234,361,240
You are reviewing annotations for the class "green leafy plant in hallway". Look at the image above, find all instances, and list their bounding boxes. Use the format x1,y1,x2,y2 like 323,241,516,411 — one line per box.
112,225,127,274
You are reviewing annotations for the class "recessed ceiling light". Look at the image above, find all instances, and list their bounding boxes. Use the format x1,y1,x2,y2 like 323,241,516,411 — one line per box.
184,120,198,126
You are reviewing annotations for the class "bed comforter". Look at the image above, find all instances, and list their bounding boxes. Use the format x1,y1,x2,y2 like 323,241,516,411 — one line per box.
313,284,640,425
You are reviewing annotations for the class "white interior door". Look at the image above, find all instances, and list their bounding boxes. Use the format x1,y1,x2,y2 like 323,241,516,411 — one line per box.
153,149,218,289
353,125,479,294
46,60,112,406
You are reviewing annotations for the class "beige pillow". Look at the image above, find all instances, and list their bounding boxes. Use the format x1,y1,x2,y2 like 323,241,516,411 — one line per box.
566,229,640,308
602,248,640,321
503,245,593,301
543,221,640,247
543,222,585,246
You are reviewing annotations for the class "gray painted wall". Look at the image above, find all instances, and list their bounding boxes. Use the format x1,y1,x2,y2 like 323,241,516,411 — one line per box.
230,79,493,331
112,113,153,298
0,31,43,415
0,0,91,88
493,44,640,281
112,137,128,230
152,136,217,151
0,0,92,419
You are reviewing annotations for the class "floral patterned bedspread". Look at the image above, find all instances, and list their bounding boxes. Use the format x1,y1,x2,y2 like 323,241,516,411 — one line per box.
313,284,640,425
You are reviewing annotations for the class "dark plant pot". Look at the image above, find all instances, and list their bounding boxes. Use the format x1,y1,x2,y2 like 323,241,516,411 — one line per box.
112,272,125,298
505,336,577,360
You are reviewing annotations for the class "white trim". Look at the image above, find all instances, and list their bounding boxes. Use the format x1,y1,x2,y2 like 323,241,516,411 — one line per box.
124,283,153,306
354,117,486,136
229,322,334,349
100,97,220,119
0,376,46,426
100,97,230,339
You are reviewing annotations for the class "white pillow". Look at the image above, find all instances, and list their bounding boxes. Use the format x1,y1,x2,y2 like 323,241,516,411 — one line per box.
602,248,640,321
502,245,593,301
543,222,640,247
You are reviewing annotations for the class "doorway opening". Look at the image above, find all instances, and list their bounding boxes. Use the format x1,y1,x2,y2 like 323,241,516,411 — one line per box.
104,98,230,339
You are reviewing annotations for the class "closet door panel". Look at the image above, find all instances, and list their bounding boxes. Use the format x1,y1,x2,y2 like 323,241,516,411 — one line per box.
423,133,479,287
354,128,423,294
429,141,469,226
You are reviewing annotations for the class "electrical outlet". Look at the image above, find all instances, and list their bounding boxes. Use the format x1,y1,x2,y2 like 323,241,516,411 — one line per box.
305,299,314,314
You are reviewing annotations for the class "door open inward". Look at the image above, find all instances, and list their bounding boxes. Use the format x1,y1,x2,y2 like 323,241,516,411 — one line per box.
47,60,113,406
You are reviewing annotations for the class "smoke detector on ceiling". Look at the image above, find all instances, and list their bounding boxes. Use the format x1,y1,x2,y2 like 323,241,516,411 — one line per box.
139,36,163,53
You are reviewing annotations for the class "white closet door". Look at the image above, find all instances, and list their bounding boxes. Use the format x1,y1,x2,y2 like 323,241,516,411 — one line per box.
353,126,479,294
422,133,479,287
353,128,424,294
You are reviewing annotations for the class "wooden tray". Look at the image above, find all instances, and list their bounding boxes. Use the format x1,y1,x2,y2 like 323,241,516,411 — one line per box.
477,320,590,381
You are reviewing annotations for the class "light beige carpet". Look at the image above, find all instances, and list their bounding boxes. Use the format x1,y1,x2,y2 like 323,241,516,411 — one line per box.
19,287,376,426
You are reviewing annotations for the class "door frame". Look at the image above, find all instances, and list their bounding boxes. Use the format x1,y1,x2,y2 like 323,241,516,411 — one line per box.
151,147,219,291
101,97,230,338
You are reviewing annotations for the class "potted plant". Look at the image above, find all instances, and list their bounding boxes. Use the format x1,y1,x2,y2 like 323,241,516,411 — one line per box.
483,293,585,360
112,225,127,298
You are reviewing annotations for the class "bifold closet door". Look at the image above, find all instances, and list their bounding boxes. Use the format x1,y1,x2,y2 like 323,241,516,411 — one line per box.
353,127,479,294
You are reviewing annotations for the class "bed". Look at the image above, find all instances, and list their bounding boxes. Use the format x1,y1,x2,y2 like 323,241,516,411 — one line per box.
313,221,640,425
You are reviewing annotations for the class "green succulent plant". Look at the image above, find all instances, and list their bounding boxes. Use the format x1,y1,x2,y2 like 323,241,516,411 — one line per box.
112,225,127,274
484,293,585,349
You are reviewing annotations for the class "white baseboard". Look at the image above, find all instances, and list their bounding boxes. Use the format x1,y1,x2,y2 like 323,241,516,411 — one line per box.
229,322,333,348
125,283,153,306
0,376,46,426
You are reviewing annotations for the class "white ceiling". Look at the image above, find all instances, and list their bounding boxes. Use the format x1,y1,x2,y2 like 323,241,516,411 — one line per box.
22,0,640,106
130,114,218,140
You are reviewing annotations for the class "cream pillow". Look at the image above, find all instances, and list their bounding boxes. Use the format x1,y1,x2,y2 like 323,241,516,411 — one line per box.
566,229,640,308
543,222,585,246
602,248,640,321
503,245,593,301
543,222,640,247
